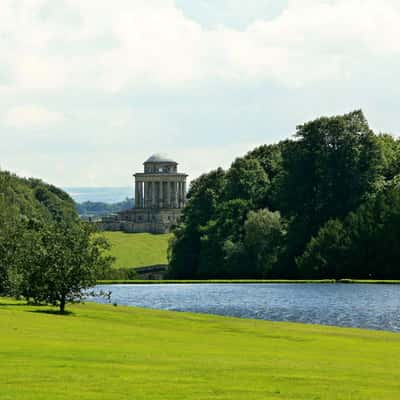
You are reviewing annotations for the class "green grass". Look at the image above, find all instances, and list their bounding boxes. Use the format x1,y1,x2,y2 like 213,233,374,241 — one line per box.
97,279,337,284
1,298,400,399
339,279,400,284
102,231,172,269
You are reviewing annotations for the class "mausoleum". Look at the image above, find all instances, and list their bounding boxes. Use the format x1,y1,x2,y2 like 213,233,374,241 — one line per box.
101,154,188,233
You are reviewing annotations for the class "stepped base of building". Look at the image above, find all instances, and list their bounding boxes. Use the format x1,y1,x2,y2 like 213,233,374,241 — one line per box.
100,208,182,234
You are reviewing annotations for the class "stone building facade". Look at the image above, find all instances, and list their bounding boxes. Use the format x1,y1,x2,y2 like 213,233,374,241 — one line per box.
101,154,188,234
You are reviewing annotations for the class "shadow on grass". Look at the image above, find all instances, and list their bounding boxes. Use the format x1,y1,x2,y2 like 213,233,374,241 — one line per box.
29,309,74,316
0,300,74,315
0,302,28,307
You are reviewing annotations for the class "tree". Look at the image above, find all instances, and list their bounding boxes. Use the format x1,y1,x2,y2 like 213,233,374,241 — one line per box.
245,143,284,209
376,134,400,180
343,181,400,278
0,199,20,294
243,209,287,277
278,111,382,225
296,219,350,279
298,180,400,279
274,110,382,274
18,222,112,313
168,110,400,280
0,173,27,295
245,144,283,182
224,157,269,206
168,169,226,279
197,199,250,278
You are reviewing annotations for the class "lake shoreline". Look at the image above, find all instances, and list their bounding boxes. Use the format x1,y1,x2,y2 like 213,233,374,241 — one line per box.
97,279,400,285
93,282,400,332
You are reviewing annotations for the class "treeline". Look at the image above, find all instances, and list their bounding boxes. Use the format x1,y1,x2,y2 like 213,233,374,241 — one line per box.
168,111,400,279
76,198,134,218
0,171,112,312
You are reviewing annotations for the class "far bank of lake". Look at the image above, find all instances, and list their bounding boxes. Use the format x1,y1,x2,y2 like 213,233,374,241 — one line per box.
91,283,400,333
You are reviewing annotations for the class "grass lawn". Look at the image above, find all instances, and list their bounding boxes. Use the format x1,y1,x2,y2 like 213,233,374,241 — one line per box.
1,298,400,399
102,231,171,268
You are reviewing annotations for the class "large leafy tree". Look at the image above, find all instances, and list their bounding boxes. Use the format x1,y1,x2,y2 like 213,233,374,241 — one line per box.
298,180,400,279
296,219,350,279
224,157,269,206
376,134,400,180
0,169,112,309
274,110,383,275
19,222,112,313
168,168,226,278
197,199,250,278
243,209,286,277
278,110,382,226
168,110,400,279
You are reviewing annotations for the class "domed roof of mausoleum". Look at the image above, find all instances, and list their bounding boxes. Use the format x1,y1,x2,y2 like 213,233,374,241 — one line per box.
144,153,177,164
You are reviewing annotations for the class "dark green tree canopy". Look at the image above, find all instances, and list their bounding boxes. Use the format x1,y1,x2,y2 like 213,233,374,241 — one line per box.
168,110,400,280
278,110,382,224
224,158,269,206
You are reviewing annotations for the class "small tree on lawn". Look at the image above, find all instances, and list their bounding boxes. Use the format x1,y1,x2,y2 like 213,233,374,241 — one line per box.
19,221,113,313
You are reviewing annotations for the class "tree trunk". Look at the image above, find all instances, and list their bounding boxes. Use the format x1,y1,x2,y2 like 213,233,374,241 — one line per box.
59,295,66,314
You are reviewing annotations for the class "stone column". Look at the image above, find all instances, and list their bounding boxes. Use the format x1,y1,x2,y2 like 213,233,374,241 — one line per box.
143,181,149,208
176,181,182,208
136,181,140,208
166,181,171,208
182,180,186,206
151,181,156,208
177,181,181,208
137,181,142,208
141,181,145,208
159,181,163,208
148,182,151,208
135,181,140,208
170,181,175,208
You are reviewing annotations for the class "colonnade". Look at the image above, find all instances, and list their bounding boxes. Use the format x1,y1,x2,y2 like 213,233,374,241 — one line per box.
135,179,186,209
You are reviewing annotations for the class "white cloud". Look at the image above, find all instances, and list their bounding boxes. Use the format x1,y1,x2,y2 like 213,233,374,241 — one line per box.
1,139,260,187
2,0,400,186
1,0,400,92
4,105,65,129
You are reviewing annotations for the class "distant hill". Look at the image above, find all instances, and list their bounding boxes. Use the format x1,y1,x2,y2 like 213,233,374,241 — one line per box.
64,187,132,203
76,198,134,218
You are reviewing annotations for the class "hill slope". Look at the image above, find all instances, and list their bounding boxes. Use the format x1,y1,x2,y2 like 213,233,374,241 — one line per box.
103,231,171,268
0,170,77,224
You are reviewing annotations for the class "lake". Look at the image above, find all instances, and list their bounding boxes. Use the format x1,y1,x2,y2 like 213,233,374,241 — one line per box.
92,283,400,332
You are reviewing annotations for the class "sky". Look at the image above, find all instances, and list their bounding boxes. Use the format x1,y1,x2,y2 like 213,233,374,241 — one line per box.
1,0,400,187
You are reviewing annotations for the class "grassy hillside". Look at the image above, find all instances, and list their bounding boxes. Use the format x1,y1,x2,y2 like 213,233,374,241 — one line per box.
103,231,172,268
0,170,76,224
1,298,399,399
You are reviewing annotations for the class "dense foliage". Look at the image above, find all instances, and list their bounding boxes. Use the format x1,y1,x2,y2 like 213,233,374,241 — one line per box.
0,171,112,312
168,110,400,279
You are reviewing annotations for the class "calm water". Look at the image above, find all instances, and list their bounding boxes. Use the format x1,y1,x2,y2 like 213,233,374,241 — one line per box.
92,283,400,332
